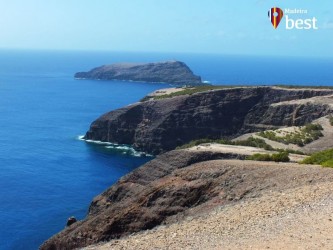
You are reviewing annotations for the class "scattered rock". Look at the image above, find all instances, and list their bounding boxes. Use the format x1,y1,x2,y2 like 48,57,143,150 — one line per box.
66,217,77,227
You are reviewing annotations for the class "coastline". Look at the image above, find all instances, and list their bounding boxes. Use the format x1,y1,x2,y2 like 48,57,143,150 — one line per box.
79,136,153,157
41,85,333,249
1,49,332,249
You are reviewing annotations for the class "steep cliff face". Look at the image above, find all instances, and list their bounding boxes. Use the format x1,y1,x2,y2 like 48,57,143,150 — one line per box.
84,87,333,155
74,61,202,85
40,150,229,250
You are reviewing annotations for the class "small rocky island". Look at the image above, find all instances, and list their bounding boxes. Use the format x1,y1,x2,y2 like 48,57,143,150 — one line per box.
74,61,203,85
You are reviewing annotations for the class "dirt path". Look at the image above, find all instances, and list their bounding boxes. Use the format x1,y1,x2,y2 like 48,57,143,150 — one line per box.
186,143,306,162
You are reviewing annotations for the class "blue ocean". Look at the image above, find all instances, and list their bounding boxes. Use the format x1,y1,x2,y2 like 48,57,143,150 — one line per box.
0,50,332,250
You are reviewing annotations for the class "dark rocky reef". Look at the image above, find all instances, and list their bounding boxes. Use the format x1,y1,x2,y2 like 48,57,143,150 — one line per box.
74,61,202,85
84,87,333,155
41,149,333,250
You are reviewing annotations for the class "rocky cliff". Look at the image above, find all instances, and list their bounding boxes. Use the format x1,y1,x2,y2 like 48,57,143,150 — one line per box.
84,87,333,155
40,149,333,250
74,61,202,85
41,86,333,250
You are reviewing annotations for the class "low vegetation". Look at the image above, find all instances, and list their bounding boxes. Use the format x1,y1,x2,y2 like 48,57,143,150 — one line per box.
177,137,307,155
141,85,333,102
176,136,273,150
275,148,305,155
301,148,333,168
323,160,333,168
232,137,274,150
176,138,228,149
257,123,323,147
274,85,333,90
246,152,290,162
140,85,245,101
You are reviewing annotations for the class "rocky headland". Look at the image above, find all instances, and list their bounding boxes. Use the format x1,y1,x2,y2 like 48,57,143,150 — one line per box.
74,61,202,85
84,87,333,155
41,86,333,250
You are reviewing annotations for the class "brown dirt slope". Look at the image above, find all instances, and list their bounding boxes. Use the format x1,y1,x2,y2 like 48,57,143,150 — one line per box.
41,150,333,249
85,160,333,250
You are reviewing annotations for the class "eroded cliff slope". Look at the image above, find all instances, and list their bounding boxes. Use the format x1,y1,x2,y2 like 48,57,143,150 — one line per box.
84,87,333,154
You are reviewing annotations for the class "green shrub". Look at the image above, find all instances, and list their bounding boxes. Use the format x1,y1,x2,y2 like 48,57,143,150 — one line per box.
271,152,290,162
303,137,313,145
176,138,230,149
276,148,305,155
246,152,290,162
257,123,323,147
322,160,333,168
303,123,323,133
301,148,333,167
234,137,274,150
246,153,272,161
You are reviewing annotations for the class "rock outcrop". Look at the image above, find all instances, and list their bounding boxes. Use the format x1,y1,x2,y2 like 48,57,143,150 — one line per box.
40,149,333,250
74,61,202,85
84,87,333,155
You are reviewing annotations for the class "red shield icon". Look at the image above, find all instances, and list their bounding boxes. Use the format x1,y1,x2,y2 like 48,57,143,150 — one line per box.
268,7,284,29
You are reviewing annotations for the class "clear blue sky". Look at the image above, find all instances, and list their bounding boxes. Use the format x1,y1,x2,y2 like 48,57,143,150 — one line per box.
0,0,332,57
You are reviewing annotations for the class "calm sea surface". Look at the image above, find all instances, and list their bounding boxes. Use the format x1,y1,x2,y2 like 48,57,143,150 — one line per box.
0,50,331,250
